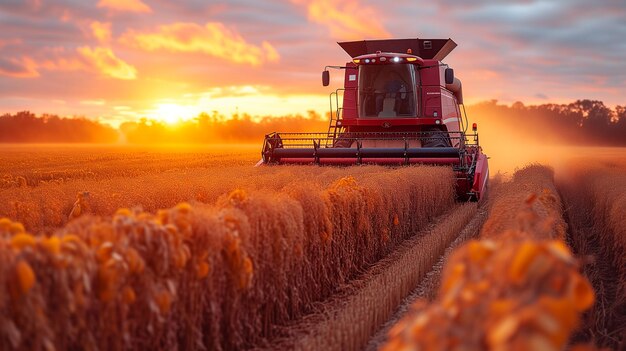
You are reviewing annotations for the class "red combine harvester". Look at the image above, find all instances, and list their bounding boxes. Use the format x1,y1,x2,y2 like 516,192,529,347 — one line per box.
261,38,488,201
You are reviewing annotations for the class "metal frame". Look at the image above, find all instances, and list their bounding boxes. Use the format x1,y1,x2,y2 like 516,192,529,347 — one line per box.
262,131,479,169
264,131,476,147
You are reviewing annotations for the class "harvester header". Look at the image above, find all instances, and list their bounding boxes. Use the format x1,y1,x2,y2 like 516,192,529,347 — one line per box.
260,37,489,201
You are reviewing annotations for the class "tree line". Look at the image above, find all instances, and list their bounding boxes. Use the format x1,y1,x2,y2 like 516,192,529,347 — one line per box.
468,100,626,145
0,111,118,143
1,99,624,145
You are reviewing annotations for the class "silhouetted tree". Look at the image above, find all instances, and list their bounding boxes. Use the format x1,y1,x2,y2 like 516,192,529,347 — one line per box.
0,111,118,143
1,102,624,145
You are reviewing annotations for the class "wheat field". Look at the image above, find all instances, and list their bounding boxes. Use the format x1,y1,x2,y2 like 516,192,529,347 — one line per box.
1,145,625,350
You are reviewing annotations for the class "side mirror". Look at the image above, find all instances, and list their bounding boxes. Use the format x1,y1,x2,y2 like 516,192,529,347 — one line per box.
444,68,454,85
322,70,330,86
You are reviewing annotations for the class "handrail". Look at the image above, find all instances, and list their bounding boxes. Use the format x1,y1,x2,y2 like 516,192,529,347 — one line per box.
327,87,356,141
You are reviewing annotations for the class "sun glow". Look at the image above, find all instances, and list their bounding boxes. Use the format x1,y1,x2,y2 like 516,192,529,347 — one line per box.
134,91,328,126
152,103,198,124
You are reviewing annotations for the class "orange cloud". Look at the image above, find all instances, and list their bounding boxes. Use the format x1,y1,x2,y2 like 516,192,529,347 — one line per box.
0,48,134,80
120,22,280,66
77,47,137,80
91,21,112,43
97,0,151,13
0,57,39,78
34,47,87,71
293,0,390,39
80,99,106,106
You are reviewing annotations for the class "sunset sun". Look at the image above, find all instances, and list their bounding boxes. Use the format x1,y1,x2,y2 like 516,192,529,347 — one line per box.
152,103,195,124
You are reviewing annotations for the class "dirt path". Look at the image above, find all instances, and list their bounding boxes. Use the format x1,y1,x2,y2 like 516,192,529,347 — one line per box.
255,203,479,351
363,205,488,351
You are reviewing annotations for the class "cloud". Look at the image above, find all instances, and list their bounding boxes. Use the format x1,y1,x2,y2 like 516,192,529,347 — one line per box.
77,47,137,80
1,0,625,117
0,48,130,80
261,42,280,63
97,0,151,13
194,85,270,99
120,22,280,66
0,57,39,78
0,39,22,49
35,48,88,71
380,0,626,105
90,21,112,43
292,0,390,39
80,99,106,106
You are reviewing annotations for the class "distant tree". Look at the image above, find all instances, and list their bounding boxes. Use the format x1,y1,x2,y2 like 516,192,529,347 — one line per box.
614,105,626,143
467,99,625,146
1,102,624,145
0,111,117,143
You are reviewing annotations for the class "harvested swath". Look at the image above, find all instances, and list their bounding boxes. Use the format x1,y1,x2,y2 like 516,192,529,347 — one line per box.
364,205,488,351
264,203,477,351
0,166,455,350
382,165,595,351
559,162,626,349
481,164,567,241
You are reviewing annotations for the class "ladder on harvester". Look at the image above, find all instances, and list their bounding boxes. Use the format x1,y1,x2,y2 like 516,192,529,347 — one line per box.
326,89,345,147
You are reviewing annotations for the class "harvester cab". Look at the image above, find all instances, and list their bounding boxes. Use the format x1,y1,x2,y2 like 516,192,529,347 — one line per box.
261,38,489,201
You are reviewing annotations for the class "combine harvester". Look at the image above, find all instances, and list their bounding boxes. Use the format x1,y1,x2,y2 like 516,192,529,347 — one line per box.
261,38,488,201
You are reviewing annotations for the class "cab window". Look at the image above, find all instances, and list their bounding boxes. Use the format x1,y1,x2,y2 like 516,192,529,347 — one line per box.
358,64,418,118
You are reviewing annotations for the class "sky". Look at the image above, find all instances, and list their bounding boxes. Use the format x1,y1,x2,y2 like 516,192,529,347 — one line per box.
0,0,625,126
